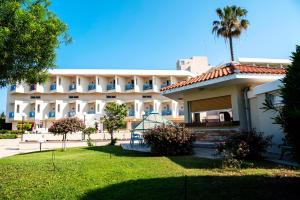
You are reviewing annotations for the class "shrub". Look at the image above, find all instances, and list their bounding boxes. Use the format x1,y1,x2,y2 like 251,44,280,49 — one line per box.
0,134,17,139
143,125,195,156
0,130,23,135
222,153,254,169
219,130,272,160
83,127,97,147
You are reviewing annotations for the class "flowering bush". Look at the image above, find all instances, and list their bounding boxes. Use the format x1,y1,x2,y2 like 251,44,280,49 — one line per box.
218,130,272,160
143,125,195,156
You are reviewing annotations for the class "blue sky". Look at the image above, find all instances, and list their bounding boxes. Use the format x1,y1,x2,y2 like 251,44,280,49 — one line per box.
1,0,300,113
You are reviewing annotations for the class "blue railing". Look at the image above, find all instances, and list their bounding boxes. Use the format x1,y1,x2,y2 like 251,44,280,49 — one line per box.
50,84,56,91
30,84,36,91
88,84,96,90
144,109,153,116
9,112,14,118
107,84,115,90
128,110,135,116
68,111,76,117
179,110,184,116
162,110,172,116
10,85,16,91
88,110,95,114
161,83,170,88
69,84,76,91
143,84,153,90
29,111,35,118
48,112,55,118
125,83,134,90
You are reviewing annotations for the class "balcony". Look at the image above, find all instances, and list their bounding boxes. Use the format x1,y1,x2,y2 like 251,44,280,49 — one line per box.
50,84,56,91
87,110,95,114
48,111,55,118
68,111,76,117
128,110,135,117
29,111,35,118
162,109,172,116
69,84,76,91
161,83,170,88
144,109,153,116
143,84,153,90
88,83,96,91
107,84,115,91
179,110,184,116
125,83,134,90
9,112,14,118
10,85,16,91
30,84,36,91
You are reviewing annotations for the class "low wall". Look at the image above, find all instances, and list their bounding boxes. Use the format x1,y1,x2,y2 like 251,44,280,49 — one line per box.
22,130,131,142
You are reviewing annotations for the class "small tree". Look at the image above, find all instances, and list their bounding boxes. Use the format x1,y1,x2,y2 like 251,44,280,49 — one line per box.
49,118,85,150
102,102,128,145
83,127,97,146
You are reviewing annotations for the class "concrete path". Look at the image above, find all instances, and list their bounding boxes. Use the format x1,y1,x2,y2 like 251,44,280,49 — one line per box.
0,139,129,159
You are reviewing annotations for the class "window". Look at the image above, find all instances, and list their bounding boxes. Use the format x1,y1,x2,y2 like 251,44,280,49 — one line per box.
106,95,116,99
37,104,40,113
16,105,20,113
30,96,41,99
266,93,283,106
142,95,152,99
58,77,61,85
57,104,60,113
78,104,80,112
69,96,79,99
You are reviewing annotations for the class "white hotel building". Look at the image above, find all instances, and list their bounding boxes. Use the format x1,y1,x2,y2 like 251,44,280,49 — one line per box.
6,57,209,130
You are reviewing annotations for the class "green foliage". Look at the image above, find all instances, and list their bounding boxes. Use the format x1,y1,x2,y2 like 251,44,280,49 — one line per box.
83,127,97,146
0,129,23,134
212,5,249,61
102,102,128,143
0,0,71,87
218,130,272,160
17,122,32,131
280,45,300,161
0,133,17,139
222,153,254,169
0,112,5,119
143,125,196,156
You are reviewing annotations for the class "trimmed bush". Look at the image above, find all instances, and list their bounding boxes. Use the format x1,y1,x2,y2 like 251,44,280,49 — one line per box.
143,125,195,156
0,130,23,135
0,134,17,139
218,130,272,160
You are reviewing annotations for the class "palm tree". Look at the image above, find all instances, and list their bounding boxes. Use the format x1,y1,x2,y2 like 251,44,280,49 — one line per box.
212,5,249,61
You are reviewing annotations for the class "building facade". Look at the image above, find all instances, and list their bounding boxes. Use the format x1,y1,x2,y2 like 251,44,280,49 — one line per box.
6,69,195,131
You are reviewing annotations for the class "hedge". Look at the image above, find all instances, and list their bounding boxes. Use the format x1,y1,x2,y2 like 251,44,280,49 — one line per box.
0,134,18,139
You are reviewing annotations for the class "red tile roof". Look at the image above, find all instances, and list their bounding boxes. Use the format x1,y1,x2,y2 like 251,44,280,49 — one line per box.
161,64,286,92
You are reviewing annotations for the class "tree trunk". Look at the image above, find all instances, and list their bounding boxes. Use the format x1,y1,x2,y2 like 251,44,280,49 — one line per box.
229,36,234,61
63,134,67,151
110,130,114,141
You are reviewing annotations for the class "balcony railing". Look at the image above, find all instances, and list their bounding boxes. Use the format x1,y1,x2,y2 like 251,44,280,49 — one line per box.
88,110,95,114
162,109,172,116
10,85,16,91
143,84,153,90
50,84,56,91
161,83,170,88
128,110,135,116
68,111,76,117
88,83,96,90
107,84,115,90
9,112,14,118
48,111,55,118
69,84,76,91
179,110,184,116
144,109,153,116
29,111,35,118
125,83,134,90
30,84,36,91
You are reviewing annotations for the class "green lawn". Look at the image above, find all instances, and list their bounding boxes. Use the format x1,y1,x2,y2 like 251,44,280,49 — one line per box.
0,146,299,200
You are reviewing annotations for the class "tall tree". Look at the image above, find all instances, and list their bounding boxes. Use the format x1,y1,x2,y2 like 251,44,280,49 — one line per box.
102,102,128,145
0,0,71,87
212,5,249,61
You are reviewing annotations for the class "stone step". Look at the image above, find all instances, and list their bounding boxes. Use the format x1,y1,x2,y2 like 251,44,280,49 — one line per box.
193,141,218,149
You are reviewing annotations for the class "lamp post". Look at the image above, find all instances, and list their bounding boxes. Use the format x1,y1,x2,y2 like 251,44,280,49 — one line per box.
44,114,48,133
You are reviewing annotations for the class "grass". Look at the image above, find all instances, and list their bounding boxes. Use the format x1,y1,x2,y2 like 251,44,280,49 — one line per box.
0,146,299,200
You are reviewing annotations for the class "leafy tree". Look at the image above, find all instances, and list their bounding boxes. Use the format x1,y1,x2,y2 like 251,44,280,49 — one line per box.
17,122,32,132
102,102,128,145
0,112,5,119
212,5,249,61
83,127,97,146
0,0,71,87
49,118,85,150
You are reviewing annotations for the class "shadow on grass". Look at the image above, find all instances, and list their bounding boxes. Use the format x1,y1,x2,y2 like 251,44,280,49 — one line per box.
80,175,300,200
85,145,151,157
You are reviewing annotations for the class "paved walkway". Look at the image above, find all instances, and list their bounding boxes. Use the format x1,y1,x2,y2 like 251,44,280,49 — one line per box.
0,139,129,158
